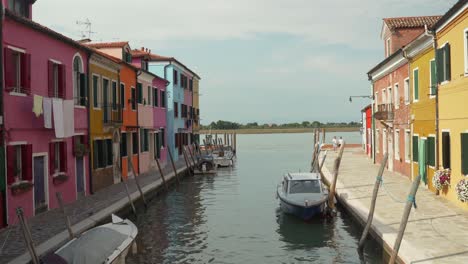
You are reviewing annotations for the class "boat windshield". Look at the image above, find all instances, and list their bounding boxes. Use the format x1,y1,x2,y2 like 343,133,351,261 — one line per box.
289,180,321,194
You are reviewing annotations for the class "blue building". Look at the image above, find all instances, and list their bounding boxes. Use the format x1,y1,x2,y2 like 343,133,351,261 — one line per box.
147,53,200,161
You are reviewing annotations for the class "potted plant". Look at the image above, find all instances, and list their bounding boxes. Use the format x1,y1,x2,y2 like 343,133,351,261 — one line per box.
53,173,69,185
10,180,33,195
455,178,468,203
74,142,89,157
432,169,451,191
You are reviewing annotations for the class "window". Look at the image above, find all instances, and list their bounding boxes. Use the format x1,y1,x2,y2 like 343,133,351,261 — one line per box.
289,180,321,194
387,87,392,105
430,59,437,97
140,129,149,152
412,135,419,162
386,38,391,57
404,78,410,104
465,29,468,74
112,81,118,110
122,50,132,63
49,141,67,174
131,87,136,110
383,129,387,154
405,130,411,162
120,83,125,109
375,92,379,108
132,132,138,155
174,102,179,118
93,139,113,169
462,133,468,175
375,129,380,153
8,0,29,18
442,132,451,169
121,133,127,158
153,88,159,107
141,60,148,71
413,69,419,102
395,130,400,160
382,89,386,106
147,86,151,106
93,75,100,108
106,139,113,166
155,133,161,159
161,91,166,107
137,83,143,104
73,56,86,106
173,70,178,85
394,84,399,109
4,47,31,95
427,136,435,167
189,79,193,91
48,61,66,98
6,144,32,184
436,43,451,83
160,128,165,147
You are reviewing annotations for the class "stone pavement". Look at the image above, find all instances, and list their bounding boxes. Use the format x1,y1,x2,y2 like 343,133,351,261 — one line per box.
322,148,468,264
0,159,189,264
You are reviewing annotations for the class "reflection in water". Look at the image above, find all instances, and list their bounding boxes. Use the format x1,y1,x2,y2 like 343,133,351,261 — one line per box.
127,133,382,264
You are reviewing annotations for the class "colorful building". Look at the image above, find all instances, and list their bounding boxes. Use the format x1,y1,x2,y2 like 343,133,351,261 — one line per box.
2,1,91,224
87,50,122,192
361,105,372,157
403,34,438,189
192,77,200,142
432,0,468,209
148,55,200,160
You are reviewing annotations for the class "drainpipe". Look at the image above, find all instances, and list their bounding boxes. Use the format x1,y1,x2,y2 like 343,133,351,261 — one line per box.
136,69,142,174
86,53,93,194
425,24,439,170
402,48,412,179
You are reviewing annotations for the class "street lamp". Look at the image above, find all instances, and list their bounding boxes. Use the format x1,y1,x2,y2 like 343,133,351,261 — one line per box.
349,95,374,103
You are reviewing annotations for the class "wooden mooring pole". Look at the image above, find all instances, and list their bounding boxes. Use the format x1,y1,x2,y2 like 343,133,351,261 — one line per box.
322,128,326,144
358,153,388,251
167,148,181,183
234,133,237,152
129,160,147,208
389,175,421,264
319,150,328,172
16,207,40,264
117,163,137,216
328,145,345,211
155,157,168,191
56,192,74,240
188,144,197,167
182,147,193,176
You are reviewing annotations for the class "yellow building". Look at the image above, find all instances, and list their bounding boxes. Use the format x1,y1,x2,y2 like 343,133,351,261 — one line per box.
88,52,123,192
434,1,468,209
404,34,438,191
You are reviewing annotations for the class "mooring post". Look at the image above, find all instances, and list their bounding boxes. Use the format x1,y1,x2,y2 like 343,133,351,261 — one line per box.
224,134,227,146
328,145,345,210
16,207,40,264
154,156,168,190
389,175,421,264
234,133,237,153
188,144,197,166
310,143,319,172
358,153,389,251
129,160,147,208
319,150,328,172
56,192,74,240
182,147,193,176
117,163,137,216
167,148,181,183
322,128,326,145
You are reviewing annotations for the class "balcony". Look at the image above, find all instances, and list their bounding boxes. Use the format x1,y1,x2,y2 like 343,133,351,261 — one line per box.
374,103,394,121
103,104,123,125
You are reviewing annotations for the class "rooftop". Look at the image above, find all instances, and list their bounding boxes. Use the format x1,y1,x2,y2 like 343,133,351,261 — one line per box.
86,41,129,49
383,15,442,30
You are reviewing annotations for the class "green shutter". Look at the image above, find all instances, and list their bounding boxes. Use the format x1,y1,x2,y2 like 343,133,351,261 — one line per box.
140,129,144,152
93,76,98,108
461,134,468,174
413,136,419,162
414,69,419,100
430,60,437,95
435,48,444,83
445,44,451,81
427,137,435,167
137,83,143,104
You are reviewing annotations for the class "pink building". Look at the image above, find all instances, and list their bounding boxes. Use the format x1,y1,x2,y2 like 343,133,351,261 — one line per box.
1,1,91,225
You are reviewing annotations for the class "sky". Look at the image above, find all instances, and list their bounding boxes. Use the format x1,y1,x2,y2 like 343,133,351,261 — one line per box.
34,0,457,125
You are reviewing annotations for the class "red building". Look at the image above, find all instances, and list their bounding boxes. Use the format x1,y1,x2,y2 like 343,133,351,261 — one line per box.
361,105,372,157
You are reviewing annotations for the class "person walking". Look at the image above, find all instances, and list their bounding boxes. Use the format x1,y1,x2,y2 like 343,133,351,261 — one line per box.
338,137,344,148
332,136,338,152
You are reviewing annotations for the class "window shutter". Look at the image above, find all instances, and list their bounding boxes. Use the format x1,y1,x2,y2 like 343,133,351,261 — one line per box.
462,134,468,174
120,84,125,108
93,140,98,169
435,48,443,84
140,129,144,152
22,144,33,181
80,73,87,106
137,83,143,104
414,70,419,100
445,44,451,81
102,140,108,167
106,139,113,166
442,132,451,169
20,53,31,94
427,137,435,167
48,61,54,97
60,142,67,173
49,142,55,175
412,136,419,162
430,60,437,95
59,64,66,98
4,48,16,91
6,146,16,185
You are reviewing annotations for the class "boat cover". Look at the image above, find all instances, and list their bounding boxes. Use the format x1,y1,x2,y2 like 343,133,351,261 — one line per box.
56,226,127,264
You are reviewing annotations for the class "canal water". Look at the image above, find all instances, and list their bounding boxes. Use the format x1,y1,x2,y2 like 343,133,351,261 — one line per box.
127,132,382,264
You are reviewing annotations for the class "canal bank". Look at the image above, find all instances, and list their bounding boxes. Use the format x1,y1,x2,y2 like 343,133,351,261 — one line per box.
0,159,190,264
322,148,468,264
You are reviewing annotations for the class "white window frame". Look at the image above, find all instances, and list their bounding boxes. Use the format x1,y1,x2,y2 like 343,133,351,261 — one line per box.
440,42,450,85
375,92,379,108
413,134,419,164
413,68,419,102
383,129,388,154
72,53,85,108
404,78,410,105
429,59,436,99
428,134,436,169
395,129,400,161
382,89,386,106
394,83,399,109
405,129,411,163
387,86,392,105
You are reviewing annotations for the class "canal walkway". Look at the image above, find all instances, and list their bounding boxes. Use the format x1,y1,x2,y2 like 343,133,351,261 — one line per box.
322,148,468,264
0,159,188,264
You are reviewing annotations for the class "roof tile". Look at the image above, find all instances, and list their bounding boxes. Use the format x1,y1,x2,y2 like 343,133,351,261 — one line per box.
383,15,442,30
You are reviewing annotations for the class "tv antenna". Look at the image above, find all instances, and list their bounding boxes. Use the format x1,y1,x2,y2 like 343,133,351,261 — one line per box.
76,19,96,39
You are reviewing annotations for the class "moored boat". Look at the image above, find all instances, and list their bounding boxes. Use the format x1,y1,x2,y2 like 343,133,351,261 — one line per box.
277,172,328,220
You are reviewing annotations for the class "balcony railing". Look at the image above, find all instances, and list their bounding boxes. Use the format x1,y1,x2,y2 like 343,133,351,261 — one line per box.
374,103,394,121
103,104,123,125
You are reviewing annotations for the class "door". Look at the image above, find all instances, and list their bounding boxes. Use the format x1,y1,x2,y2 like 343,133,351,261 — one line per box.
76,157,85,198
34,156,47,215
418,138,427,184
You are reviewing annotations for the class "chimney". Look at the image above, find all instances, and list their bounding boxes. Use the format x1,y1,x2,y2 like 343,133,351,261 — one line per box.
141,47,144,51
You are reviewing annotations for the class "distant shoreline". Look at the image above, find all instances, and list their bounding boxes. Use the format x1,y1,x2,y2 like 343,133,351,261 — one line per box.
199,127,360,134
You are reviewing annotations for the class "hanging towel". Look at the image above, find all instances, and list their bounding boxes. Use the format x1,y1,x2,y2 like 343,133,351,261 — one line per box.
63,100,75,137
53,99,64,138
43,98,53,129
33,95,43,117
418,138,427,185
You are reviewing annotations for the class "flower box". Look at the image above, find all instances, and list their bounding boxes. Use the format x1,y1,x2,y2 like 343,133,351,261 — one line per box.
10,181,33,195
432,169,451,191
53,173,69,185
456,178,468,203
